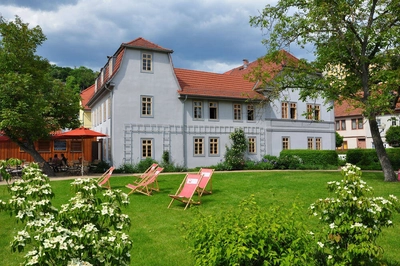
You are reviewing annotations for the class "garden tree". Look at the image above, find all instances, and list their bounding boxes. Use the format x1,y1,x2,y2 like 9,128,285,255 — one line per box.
336,132,344,148
0,16,81,176
224,128,248,170
249,0,400,181
385,125,400,147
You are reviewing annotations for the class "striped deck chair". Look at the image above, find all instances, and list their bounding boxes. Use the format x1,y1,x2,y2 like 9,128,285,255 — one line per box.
198,168,214,196
138,163,158,179
126,167,163,196
97,166,115,189
168,173,203,210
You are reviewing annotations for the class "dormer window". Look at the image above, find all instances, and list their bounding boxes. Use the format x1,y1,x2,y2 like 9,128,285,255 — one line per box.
142,52,153,72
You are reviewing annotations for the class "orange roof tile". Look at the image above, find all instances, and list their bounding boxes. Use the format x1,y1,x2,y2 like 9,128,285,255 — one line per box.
175,68,264,100
81,84,95,110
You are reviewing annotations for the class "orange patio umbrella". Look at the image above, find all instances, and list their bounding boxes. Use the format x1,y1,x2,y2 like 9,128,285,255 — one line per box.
53,127,107,175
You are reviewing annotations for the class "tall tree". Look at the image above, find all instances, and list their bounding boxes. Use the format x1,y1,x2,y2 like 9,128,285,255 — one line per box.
250,0,400,181
0,16,81,176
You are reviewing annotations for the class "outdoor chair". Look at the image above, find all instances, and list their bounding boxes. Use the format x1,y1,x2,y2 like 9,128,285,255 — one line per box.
137,163,158,179
197,168,214,196
168,173,203,210
126,167,163,196
97,166,115,189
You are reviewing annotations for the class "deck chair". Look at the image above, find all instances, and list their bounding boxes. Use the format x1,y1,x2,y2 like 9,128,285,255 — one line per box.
198,168,214,196
137,163,158,179
168,173,203,210
97,166,115,189
126,167,163,196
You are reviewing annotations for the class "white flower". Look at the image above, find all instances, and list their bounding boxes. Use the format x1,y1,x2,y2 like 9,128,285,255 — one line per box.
329,223,335,229
388,220,393,225
317,242,324,248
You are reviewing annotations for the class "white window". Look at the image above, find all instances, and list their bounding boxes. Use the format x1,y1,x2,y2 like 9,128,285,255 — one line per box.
194,138,204,156
141,139,153,158
142,53,152,72
141,96,153,117
193,101,203,119
209,102,218,120
233,104,242,121
209,138,219,156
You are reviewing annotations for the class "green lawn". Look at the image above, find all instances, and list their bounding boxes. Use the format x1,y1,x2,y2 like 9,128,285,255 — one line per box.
0,170,399,265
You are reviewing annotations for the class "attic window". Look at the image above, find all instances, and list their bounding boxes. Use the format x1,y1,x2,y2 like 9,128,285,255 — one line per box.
142,53,153,72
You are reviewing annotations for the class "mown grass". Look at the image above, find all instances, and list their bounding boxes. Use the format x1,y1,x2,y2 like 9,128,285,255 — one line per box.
0,170,399,265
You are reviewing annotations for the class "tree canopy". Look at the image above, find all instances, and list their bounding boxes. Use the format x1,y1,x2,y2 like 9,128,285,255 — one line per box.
0,16,81,175
250,0,400,181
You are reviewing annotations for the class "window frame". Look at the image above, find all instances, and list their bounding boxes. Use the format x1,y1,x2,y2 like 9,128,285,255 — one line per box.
233,103,242,121
141,95,154,117
193,101,203,120
209,102,218,120
281,102,288,119
316,137,322,150
141,138,153,159
209,137,219,156
247,104,254,121
194,137,205,156
306,104,321,120
282,137,290,150
37,140,51,152
290,102,297,119
248,137,256,154
307,137,314,149
141,52,153,73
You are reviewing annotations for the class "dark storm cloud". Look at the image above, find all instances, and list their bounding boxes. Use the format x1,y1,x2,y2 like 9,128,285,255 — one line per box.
1,0,314,73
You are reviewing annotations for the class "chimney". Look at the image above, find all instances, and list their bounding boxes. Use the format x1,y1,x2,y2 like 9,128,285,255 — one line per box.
243,59,249,69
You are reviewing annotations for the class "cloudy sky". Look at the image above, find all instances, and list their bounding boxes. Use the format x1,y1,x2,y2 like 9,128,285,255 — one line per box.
0,0,315,73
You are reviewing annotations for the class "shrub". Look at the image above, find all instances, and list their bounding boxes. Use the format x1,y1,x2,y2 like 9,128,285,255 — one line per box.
224,128,248,170
135,157,158,173
309,163,400,265
185,195,314,265
91,160,111,173
115,163,136,174
277,154,303,169
0,162,132,265
280,149,338,167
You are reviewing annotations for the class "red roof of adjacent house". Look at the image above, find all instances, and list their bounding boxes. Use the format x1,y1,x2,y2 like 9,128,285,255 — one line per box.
224,50,300,82
334,101,363,117
80,84,95,110
175,68,264,100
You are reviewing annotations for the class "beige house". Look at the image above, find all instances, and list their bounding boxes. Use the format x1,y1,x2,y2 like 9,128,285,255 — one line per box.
335,101,400,150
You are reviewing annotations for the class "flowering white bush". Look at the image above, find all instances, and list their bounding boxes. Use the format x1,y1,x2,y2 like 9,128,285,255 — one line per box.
0,162,132,265
309,163,400,265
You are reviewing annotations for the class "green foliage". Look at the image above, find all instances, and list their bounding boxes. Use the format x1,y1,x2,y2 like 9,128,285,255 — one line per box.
0,162,132,265
277,154,303,169
223,128,248,170
91,160,111,173
162,150,170,165
347,149,381,170
249,0,400,180
184,195,314,266
385,126,400,147
0,16,81,173
280,149,338,167
309,164,400,265
335,132,344,148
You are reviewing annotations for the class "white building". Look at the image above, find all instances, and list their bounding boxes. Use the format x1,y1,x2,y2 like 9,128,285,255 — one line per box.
87,37,335,168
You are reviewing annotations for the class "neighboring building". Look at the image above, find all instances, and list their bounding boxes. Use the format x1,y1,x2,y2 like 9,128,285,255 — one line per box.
87,37,335,168
80,84,95,128
335,101,400,150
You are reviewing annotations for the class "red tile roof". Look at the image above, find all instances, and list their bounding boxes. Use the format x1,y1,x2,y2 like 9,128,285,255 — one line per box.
225,50,300,83
122,37,173,53
81,84,95,110
175,68,264,100
334,101,363,117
